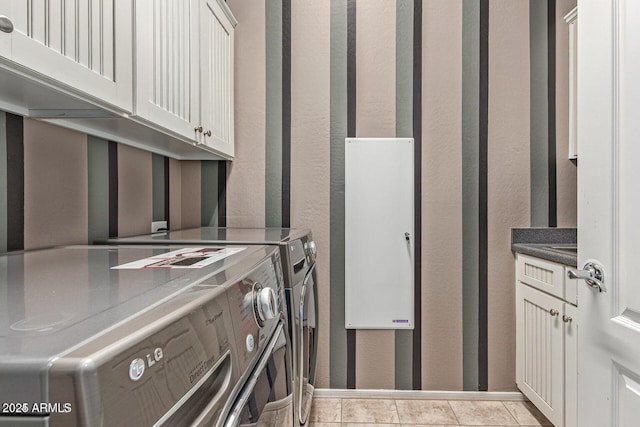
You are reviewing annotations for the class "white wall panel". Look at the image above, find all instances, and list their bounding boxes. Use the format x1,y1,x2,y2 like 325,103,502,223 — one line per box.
345,138,414,329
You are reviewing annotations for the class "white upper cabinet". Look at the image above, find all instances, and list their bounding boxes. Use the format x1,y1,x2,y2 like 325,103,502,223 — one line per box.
134,0,200,141
134,0,235,158
1,0,132,112
198,0,235,157
0,0,236,160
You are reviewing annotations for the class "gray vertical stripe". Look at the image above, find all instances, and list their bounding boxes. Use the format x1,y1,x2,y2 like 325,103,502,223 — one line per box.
201,161,219,227
346,0,356,390
395,0,413,391
282,0,291,228
87,136,110,243
6,113,23,252
547,0,557,227
266,0,283,228
462,0,480,391
396,1,413,139
0,259,7,339
478,0,489,392
330,0,348,390
411,0,423,391
217,161,226,227
0,112,7,253
152,153,165,222
530,0,549,227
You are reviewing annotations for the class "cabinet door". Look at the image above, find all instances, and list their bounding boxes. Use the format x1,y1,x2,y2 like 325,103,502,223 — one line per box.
198,0,235,158
134,0,200,141
516,282,564,426
5,0,132,112
564,303,578,427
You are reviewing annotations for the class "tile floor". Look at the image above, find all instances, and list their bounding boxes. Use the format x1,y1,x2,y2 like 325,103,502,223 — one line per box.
309,398,552,426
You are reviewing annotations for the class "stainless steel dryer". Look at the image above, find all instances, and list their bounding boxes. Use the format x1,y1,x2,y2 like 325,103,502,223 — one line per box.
0,244,290,427
101,228,319,426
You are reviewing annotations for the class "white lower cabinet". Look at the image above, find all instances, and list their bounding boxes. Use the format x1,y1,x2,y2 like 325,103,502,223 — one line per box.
516,254,577,427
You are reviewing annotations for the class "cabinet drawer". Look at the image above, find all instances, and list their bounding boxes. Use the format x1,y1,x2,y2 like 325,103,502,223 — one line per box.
517,254,565,300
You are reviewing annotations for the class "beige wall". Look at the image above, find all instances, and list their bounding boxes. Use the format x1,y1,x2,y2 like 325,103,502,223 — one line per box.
487,0,531,391
556,0,578,227
290,0,332,389
226,0,267,228
23,119,89,249
117,145,153,237
169,158,183,230
421,0,464,391
180,161,202,229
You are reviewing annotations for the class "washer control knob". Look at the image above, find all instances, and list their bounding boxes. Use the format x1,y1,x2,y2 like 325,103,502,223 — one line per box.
246,334,255,352
253,284,277,326
304,240,317,256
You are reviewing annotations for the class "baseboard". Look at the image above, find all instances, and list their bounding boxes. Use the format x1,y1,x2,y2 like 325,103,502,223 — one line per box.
314,388,526,401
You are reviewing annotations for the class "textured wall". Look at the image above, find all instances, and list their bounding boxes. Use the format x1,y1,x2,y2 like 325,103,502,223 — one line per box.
227,0,577,391
0,112,223,249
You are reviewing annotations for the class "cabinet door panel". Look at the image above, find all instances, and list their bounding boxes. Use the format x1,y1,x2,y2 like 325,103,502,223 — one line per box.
516,282,564,426
6,0,131,111
134,0,199,140
564,303,578,427
199,0,235,157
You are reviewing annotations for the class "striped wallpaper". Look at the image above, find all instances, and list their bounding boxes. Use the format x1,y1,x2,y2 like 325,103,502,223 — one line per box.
0,113,227,250
227,0,577,391
0,0,577,393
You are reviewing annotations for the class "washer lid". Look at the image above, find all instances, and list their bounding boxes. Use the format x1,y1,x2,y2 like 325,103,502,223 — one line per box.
0,244,277,405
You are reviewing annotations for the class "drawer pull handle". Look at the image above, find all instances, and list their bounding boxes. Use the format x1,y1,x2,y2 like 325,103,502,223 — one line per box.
549,309,559,317
562,315,573,323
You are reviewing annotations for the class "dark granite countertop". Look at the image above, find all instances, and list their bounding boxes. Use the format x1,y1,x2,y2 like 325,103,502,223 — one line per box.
511,228,577,267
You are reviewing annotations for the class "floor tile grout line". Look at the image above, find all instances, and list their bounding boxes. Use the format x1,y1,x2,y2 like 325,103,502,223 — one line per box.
393,398,401,424
499,400,522,425
447,400,462,426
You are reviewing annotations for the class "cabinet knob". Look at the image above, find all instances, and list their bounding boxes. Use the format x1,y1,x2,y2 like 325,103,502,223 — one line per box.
194,126,203,133
549,309,559,317
204,130,212,137
562,315,573,323
0,15,14,33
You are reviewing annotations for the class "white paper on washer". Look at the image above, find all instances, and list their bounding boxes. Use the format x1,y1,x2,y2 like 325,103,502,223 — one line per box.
112,247,246,269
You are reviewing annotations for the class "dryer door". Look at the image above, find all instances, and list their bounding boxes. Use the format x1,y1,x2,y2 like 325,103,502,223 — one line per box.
296,262,318,425
224,324,292,427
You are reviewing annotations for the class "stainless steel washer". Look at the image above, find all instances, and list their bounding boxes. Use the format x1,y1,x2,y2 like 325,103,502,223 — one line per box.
0,244,289,427
101,228,319,426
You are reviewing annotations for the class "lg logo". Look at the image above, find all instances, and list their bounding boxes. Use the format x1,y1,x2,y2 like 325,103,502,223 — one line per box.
129,348,164,382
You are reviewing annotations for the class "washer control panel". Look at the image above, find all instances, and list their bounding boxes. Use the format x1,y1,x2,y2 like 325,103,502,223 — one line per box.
226,251,285,372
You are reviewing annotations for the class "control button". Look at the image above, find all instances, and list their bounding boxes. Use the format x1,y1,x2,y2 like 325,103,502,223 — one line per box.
256,286,277,324
246,334,255,353
129,358,145,382
304,240,317,256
